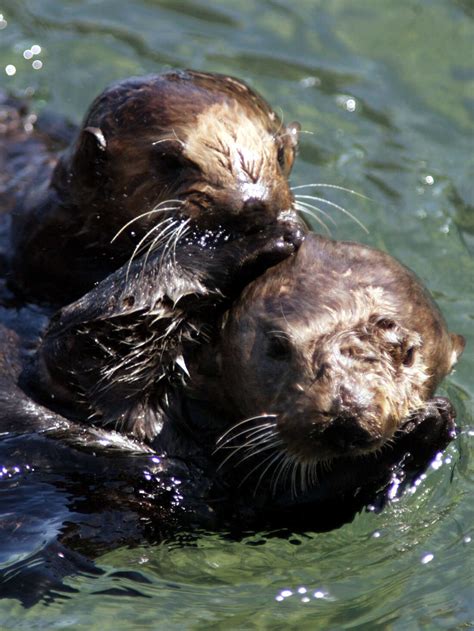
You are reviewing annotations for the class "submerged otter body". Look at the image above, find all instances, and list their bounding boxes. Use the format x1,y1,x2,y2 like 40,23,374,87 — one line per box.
2,70,304,305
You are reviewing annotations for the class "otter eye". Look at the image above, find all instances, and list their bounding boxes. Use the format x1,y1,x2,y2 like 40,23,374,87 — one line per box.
152,142,199,175
153,151,190,175
375,317,397,330
266,333,292,361
163,153,185,172
402,346,416,367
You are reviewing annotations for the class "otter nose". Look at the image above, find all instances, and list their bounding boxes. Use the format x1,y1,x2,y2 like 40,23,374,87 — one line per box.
242,196,273,221
321,414,374,451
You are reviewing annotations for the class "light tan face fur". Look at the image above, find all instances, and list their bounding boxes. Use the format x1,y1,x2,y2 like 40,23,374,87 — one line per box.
183,101,294,206
78,73,300,237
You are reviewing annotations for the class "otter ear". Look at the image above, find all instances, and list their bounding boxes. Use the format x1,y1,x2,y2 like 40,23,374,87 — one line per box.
286,121,301,149
82,126,107,151
71,126,107,186
449,333,465,368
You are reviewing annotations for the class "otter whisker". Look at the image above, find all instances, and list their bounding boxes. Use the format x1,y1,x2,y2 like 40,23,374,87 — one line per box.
231,421,278,442
216,414,277,446
143,219,182,271
270,453,291,495
253,450,286,496
235,449,281,488
151,136,184,147
279,454,297,496
111,199,184,243
292,183,371,200
290,458,299,498
239,438,284,465
295,194,369,233
216,442,254,471
141,219,180,271
126,217,178,278
214,422,278,452
159,219,191,271
295,205,330,234
170,219,191,267
215,427,279,469
295,202,332,234
171,128,185,147
241,434,282,454
309,460,319,487
300,460,309,494
319,458,332,475
295,199,336,226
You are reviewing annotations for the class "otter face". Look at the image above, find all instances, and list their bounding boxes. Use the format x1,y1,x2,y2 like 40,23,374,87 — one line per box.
63,71,304,252
219,302,435,465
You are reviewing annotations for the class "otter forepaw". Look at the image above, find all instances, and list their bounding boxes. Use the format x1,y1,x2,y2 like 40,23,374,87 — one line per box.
394,396,457,470
401,397,457,441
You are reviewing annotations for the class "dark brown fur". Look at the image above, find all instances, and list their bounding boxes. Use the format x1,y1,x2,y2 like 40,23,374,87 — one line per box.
3,71,304,304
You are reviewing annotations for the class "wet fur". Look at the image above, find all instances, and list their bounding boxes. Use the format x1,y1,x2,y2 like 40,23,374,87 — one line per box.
186,234,464,491
4,71,303,305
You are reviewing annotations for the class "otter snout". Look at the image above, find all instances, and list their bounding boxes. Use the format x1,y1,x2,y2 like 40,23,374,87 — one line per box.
320,415,378,452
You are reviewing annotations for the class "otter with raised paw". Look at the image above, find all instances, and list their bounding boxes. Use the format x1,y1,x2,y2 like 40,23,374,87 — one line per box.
2,70,305,439
30,233,464,514
179,233,464,523
1,71,304,305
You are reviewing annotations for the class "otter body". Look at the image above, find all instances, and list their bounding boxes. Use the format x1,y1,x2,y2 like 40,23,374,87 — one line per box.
1,70,304,438
0,232,463,604
32,232,463,500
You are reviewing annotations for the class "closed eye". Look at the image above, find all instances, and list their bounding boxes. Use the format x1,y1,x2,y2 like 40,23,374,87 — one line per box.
266,333,292,361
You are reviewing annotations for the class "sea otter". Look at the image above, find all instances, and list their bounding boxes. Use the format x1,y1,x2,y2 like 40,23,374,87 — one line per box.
29,232,463,479
0,74,464,604
4,233,463,536
0,232,463,603
1,70,304,305
183,234,464,498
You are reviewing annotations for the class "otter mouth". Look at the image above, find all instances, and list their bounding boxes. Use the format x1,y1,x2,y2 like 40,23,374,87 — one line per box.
273,411,387,466
172,211,304,247
214,411,385,501
214,398,456,507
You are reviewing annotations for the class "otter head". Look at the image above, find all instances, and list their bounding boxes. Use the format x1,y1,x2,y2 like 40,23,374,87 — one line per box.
194,235,464,481
55,70,304,255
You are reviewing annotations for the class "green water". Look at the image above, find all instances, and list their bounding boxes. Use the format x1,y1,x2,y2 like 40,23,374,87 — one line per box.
1,0,473,628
